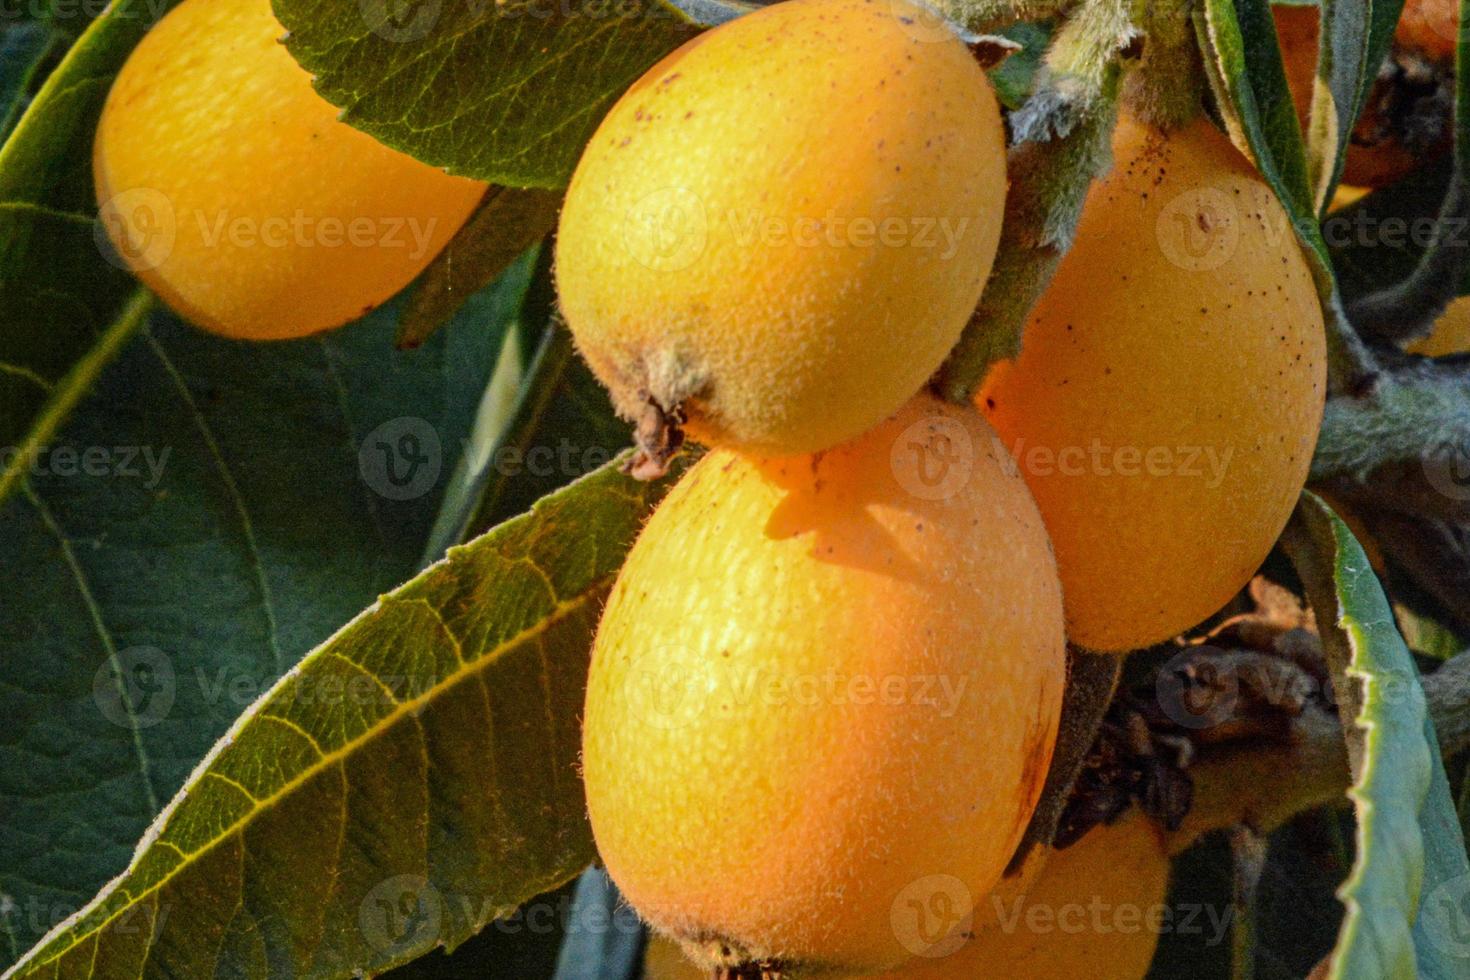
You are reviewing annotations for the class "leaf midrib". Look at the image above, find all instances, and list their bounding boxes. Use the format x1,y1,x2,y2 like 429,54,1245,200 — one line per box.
14,581,609,976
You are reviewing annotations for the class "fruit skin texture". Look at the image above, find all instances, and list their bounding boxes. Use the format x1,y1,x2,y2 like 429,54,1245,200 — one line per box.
978,112,1327,652
640,847,1055,980
94,0,485,340
583,396,1066,973
865,812,1171,980
555,0,1007,460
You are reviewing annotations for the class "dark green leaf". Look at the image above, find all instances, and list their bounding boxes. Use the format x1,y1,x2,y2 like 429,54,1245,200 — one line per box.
397,187,561,350
0,287,517,970
451,327,626,544
1197,0,1313,223
424,234,628,557
5,452,679,979
1328,155,1455,302
987,21,1051,111
382,880,579,980
0,22,57,142
1287,494,1470,980
0,0,179,506
272,0,710,188
422,249,544,560
1194,0,1376,390
1310,0,1406,210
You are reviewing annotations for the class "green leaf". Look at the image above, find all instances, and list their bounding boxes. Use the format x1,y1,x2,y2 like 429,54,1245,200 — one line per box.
422,250,544,560
1287,494,1470,980
0,0,179,507
0,22,57,143
5,455,678,979
1328,155,1455,302
0,288,518,970
1310,0,1406,211
987,21,1052,111
422,226,628,559
272,0,713,188
1195,0,1376,390
397,188,561,350
1197,0,1313,225
451,327,626,546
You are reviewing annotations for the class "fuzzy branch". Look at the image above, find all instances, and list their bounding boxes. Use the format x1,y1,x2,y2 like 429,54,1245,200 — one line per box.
1311,355,1470,496
936,66,1121,401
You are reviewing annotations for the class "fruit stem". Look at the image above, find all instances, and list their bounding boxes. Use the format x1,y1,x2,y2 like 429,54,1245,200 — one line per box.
937,0,1074,35
625,397,685,481
937,65,1121,402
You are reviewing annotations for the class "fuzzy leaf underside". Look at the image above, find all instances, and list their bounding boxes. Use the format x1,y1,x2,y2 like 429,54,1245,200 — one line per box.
5,458,677,979
1291,495,1470,980
1310,0,1406,211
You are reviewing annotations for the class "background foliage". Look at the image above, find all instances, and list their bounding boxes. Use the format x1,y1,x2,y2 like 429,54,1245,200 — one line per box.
3,0,1470,977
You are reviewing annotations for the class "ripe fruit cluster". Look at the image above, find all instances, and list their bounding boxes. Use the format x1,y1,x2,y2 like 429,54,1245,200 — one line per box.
92,0,1333,974
563,0,1324,977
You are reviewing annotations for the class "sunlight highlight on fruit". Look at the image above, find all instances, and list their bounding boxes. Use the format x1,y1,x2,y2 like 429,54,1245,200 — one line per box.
583,396,1066,974
556,0,1007,464
979,112,1327,652
93,0,486,340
